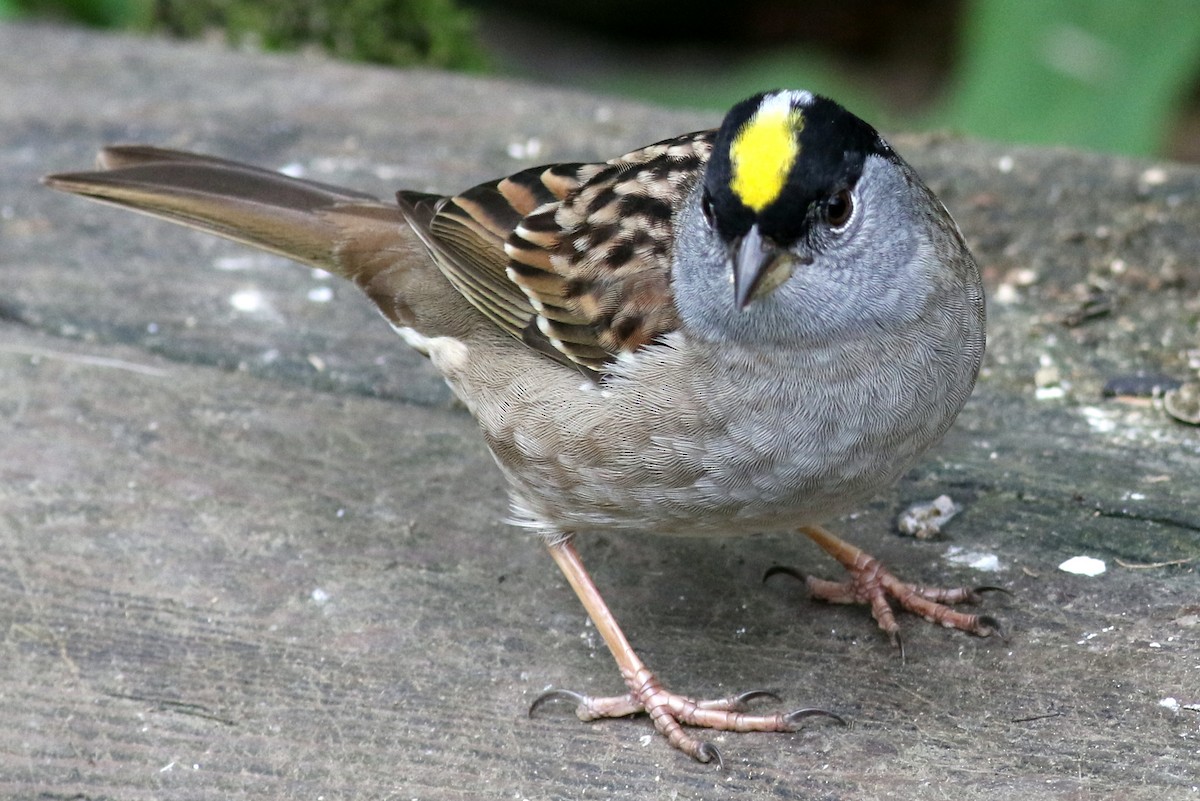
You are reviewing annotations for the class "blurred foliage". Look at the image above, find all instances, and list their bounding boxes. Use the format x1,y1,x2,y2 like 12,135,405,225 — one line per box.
941,0,1200,156
7,0,151,26
5,0,1199,157
474,0,1200,160
6,0,486,70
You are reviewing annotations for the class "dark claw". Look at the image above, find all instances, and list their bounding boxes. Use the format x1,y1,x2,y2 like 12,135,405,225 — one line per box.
893,631,906,664
763,564,805,584
978,614,1008,641
730,689,781,709
528,688,588,718
696,741,725,770
783,707,848,728
974,585,1012,596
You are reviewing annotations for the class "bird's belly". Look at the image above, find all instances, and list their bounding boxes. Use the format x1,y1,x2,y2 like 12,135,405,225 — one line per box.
484,333,976,538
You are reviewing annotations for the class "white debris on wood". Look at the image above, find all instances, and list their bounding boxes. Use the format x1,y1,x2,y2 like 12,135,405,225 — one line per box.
1058,555,1107,576
897,494,961,540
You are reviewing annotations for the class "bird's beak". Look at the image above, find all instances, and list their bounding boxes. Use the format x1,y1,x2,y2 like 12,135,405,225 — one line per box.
731,225,805,310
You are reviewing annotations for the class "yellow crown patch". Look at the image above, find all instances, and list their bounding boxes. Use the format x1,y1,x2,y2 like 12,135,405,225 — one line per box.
729,101,804,213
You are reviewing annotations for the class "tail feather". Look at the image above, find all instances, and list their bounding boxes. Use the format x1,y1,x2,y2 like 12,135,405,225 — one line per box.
44,146,395,273
43,146,488,337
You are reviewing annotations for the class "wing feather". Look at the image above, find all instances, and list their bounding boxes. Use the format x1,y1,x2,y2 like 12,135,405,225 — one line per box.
398,130,715,373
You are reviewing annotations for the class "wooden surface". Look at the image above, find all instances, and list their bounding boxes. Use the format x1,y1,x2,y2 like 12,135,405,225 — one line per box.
2,22,1198,800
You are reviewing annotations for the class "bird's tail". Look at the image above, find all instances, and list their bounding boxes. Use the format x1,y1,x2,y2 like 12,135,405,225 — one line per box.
43,145,452,331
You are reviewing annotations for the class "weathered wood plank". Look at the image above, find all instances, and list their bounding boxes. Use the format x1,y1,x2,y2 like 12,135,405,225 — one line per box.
1,22,1197,800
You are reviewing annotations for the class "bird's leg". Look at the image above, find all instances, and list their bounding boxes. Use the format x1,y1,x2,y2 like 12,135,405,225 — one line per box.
791,524,1004,646
532,537,842,765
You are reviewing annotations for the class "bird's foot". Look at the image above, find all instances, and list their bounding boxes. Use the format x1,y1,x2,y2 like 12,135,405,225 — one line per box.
775,525,1006,652
531,670,843,767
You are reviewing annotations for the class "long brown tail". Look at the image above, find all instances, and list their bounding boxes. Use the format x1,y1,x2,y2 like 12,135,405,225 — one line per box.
44,146,466,334
44,145,399,272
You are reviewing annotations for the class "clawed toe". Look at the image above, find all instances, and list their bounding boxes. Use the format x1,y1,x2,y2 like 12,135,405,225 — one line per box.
543,539,845,765
976,614,1008,641
763,564,806,584
695,741,724,769
783,706,848,728
528,688,589,718
788,524,1009,646
529,675,843,765
697,689,781,712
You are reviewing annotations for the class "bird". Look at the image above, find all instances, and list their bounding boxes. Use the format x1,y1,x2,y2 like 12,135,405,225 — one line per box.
44,88,993,766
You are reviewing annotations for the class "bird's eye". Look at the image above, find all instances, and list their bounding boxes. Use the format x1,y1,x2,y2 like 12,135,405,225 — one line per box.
701,192,716,227
825,188,853,229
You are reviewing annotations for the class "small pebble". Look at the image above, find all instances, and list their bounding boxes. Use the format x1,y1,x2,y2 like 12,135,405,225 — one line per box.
1164,382,1200,425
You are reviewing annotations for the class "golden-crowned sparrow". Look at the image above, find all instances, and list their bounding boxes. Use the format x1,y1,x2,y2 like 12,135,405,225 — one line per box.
44,89,992,765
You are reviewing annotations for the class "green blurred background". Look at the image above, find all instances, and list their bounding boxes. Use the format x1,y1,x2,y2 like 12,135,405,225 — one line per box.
5,0,1199,161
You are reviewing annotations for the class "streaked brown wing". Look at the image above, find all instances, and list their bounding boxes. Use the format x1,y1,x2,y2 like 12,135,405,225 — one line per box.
400,131,714,374
508,132,713,370
397,162,590,357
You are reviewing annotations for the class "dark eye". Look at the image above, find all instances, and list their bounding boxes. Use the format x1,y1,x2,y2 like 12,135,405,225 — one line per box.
825,188,853,228
701,192,716,227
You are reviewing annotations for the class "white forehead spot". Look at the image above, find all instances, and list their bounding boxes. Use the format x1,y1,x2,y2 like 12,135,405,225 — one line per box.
759,89,813,117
